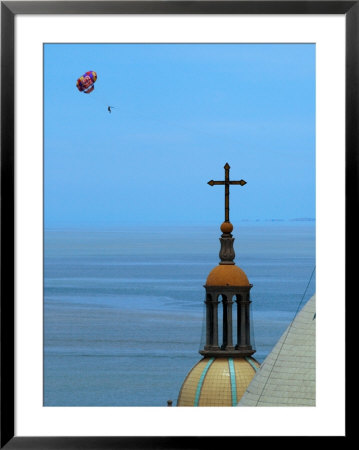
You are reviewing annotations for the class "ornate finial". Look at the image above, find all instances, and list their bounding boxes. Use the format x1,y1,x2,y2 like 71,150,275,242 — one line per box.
208,164,246,264
207,163,246,223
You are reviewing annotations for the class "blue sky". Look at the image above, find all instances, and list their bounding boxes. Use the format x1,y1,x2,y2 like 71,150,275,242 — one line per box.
44,43,315,228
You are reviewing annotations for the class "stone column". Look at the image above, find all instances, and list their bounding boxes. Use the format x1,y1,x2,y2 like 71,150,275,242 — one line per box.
222,294,234,350
205,295,212,349
236,292,252,350
244,293,251,347
205,293,219,350
212,295,219,349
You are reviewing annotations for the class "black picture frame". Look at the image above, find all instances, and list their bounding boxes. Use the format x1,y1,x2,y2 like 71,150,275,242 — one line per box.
1,1,351,447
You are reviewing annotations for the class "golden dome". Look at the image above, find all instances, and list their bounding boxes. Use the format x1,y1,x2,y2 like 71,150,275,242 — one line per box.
177,356,260,406
206,264,250,286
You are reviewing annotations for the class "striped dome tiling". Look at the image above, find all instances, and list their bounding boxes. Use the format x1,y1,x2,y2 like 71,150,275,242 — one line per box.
177,356,260,406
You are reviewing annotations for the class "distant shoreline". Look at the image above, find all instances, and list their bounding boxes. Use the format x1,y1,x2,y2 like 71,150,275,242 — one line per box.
44,220,316,232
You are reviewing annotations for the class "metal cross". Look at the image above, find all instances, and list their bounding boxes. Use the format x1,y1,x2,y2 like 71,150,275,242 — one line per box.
208,163,246,222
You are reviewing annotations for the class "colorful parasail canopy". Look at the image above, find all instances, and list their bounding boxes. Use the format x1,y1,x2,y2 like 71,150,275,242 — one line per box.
76,71,97,94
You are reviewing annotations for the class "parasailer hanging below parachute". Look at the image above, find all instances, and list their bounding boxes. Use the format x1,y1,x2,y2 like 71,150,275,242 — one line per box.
76,71,97,94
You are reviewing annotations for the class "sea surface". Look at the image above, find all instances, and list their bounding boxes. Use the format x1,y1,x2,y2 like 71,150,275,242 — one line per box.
44,223,315,406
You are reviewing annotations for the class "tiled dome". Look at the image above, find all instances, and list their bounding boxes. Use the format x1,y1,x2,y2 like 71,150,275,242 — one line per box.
177,356,260,406
206,264,250,287
238,295,316,406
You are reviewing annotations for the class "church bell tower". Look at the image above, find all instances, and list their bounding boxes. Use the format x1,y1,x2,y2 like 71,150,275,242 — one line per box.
201,218,254,357
177,163,260,407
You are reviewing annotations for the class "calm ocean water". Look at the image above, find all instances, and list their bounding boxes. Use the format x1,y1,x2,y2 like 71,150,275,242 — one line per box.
44,223,315,406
